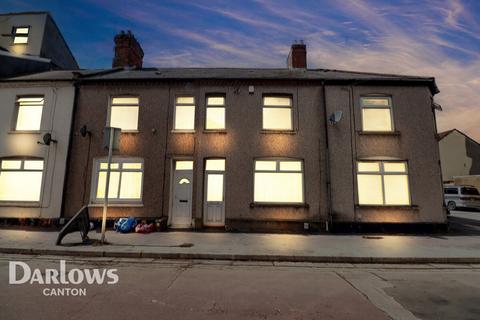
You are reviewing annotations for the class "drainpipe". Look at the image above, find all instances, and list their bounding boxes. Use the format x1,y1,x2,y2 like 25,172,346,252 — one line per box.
322,81,332,232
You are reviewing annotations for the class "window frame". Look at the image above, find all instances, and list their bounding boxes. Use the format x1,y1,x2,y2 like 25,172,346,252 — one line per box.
204,158,226,203
12,26,30,45
356,160,411,206
205,94,226,131
360,96,394,132
0,157,44,204
13,95,45,132
90,157,144,204
107,95,140,133
253,158,305,204
173,95,196,132
262,94,294,131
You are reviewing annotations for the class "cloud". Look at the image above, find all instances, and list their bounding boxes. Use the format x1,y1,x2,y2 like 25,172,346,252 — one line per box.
87,0,480,140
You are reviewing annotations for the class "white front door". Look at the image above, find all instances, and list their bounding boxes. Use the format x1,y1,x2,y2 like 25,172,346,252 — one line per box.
170,161,193,228
203,159,225,227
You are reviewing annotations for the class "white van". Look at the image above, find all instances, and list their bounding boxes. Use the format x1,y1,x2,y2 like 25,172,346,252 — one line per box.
444,185,480,211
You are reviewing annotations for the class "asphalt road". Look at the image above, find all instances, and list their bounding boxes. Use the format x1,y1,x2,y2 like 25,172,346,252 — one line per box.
0,254,479,320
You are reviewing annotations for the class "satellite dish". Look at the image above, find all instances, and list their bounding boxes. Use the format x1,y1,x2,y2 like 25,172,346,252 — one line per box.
37,133,57,146
329,111,343,125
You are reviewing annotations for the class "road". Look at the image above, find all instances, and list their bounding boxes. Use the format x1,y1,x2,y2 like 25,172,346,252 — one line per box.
1,254,479,320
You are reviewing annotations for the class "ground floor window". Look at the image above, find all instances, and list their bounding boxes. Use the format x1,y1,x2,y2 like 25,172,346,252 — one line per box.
0,158,44,202
254,159,304,203
92,158,143,203
357,161,410,205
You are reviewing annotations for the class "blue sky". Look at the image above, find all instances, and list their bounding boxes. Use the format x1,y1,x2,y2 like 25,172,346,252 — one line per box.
2,0,480,140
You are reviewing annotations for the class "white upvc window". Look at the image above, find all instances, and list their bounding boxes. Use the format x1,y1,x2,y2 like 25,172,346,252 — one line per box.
254,159,304,203
174,96,195,130
15,96,44,131
92,158,144,203
357,161,410,205
109,96,139,131
205,159,225,202
205,95,226,130
360,97,394,132
0,159,44,202
262,96,293,130
13,26,29,44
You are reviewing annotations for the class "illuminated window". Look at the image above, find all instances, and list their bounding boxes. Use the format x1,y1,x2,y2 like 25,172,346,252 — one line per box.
360,97,393,132
205,96,225,130
254,159,303,203
205,159,225,202
92,158,143,202
0,159,44,202
13,26,29,44
109,97,139,131
15,96,44,131
357,161,410,205
174,96,195,130
262,96,293,130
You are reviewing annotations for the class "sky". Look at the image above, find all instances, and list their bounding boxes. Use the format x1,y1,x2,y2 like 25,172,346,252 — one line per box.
2,0,480,141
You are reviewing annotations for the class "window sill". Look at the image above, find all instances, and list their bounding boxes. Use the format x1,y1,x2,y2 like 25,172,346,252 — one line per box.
203,130,227,134
0,202,41,208
260,130,297,135
250,202,309,208
357,131,400,136
89,203,144,208
120,130,139,134
355,204,418,210
8,130,42,134
171,130,195,134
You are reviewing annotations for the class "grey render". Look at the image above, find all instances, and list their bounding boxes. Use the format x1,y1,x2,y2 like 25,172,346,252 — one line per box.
0,12,78,77
51,68,447,230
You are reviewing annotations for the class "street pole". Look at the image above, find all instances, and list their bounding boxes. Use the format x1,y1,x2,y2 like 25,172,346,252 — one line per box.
101,127,114,244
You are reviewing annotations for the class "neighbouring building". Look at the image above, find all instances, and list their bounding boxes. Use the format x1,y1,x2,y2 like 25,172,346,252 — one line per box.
58,32,446,232
0,71,77,219
0,12,78,78
438,129,480,187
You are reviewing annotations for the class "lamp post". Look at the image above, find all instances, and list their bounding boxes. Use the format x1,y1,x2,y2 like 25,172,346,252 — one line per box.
101,127,121,244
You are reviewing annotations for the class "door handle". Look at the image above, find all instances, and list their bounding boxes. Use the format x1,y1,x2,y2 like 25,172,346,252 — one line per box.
179,200,188,203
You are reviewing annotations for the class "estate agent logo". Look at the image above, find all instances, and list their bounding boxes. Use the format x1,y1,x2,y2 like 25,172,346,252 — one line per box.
9,260,119,296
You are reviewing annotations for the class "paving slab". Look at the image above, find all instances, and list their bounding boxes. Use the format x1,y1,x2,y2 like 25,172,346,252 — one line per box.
0,229,479,263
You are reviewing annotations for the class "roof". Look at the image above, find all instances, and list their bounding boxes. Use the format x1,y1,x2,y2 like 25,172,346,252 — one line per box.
438,129,480,145
0,67,439,93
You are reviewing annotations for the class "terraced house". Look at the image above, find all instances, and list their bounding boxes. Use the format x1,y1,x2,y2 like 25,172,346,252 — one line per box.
56,33,446,232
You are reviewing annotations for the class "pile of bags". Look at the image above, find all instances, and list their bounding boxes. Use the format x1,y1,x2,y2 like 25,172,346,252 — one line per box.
113,217,156,234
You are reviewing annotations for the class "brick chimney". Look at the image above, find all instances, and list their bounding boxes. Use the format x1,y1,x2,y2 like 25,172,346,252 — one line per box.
287,42,307,69
112,30,144,68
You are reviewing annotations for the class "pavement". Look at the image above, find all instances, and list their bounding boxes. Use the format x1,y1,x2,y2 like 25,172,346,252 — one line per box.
1,254,479,320
0,210,479,263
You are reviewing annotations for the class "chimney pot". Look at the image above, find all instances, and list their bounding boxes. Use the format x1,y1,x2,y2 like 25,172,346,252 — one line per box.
287,42,307,69
112,31,144,69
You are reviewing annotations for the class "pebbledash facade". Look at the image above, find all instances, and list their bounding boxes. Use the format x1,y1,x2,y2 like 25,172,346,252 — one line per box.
59,46,446,232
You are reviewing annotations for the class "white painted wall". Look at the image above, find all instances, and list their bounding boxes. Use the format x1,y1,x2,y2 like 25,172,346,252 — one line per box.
0,81,75,218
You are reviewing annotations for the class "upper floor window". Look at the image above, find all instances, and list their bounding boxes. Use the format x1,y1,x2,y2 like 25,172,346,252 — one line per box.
92,158,143,203
254,159,303,203
0,159,44,202
357,161,410,205
109,97,139,131
13,26,29,44
205,95,225,130
262,96,293,131
360,97,393,132
174,96,195,130
15,96,44,131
